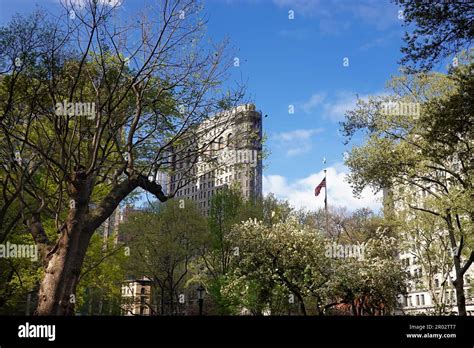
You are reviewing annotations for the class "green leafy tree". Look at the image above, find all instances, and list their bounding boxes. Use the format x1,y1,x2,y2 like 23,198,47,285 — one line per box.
0,0,243,315
396,203,453,315
224,214,405,316
395,0,474,72
75,234,127,315
200,186,250,314
120,200,208,315
341,63,473,315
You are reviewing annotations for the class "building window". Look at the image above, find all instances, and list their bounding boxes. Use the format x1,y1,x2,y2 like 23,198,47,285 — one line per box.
435,278,439,288
140,287,146,315
416,295,420,306
421,294,425,306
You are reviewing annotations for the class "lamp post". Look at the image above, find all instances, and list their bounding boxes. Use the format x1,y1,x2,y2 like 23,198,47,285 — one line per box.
197,285,205,316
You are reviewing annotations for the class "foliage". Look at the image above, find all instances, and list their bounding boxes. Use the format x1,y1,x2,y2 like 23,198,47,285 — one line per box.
341,62,473,315
75,234,128,315
222,212,405,316
120,199,208,315
395,0,474,72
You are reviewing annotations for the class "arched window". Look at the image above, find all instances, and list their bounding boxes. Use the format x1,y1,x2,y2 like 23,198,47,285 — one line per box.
218,137,224,149
227,133,232,147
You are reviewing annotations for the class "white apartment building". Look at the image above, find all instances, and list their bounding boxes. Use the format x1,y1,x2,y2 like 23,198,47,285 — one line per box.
383,187,474,315
396,251,474,315
121,278,153,316
166,104,263,215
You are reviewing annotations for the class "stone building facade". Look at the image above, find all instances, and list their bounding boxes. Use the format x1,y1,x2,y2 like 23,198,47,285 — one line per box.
166,104,263,215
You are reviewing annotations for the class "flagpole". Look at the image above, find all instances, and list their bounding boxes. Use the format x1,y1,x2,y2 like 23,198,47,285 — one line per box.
324,169,328,234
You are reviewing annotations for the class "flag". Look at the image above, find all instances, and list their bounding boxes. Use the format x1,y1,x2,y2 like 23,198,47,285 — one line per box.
315,177,326,197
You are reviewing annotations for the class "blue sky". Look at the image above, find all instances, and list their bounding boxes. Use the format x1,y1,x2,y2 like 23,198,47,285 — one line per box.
0,0,419,212
205,0,456,212
204,0,407,212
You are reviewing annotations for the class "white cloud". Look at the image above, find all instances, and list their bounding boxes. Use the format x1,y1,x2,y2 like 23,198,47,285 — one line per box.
272,128,323,157
300,93,326,113
298,90,385,122
286,144,310,156
263,165,382,212
63,0,122,9
322,91,360,122
272,0,400,31
272,0,326,15
358,30,402,51
276,128,322,141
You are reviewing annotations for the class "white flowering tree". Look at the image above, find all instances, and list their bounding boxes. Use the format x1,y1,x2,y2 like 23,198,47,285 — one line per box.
223,217,406,315
223,218,330,315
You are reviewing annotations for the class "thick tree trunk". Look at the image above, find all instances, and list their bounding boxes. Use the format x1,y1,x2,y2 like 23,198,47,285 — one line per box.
35,225,93,315
453,275,466,316
36,170,94,315
33,173,168,315
446,212,468,316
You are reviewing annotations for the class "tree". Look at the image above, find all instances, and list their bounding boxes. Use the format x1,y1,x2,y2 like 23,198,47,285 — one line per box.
75,234,127,315
120,200,208,315
224,213,405,316
199,188,290,314
0,0,244,315
199,186,252,314
341,63,473,315
396,202,453,315
395,0,474,72
225,217,330,316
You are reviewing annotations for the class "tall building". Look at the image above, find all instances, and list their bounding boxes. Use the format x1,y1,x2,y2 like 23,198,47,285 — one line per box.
383,186,474,315
166,104,263,215
121,278,153,316
396,251,474,315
